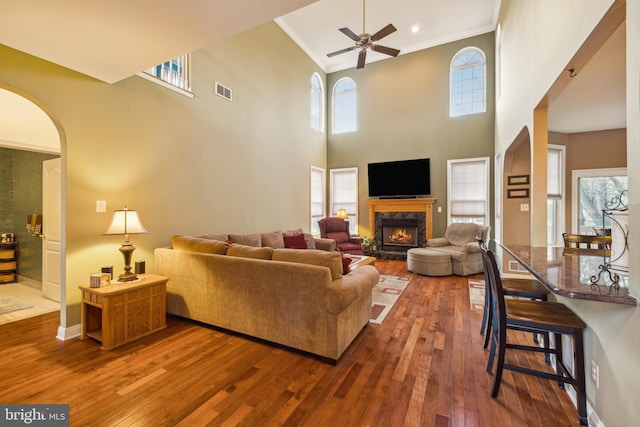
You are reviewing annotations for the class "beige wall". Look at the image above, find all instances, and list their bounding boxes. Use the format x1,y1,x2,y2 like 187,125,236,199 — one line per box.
326,32,496,239
0,21,326,325
497,1,640,425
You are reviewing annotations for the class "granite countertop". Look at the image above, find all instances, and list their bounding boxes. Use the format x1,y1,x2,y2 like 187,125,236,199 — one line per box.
499,243,637,306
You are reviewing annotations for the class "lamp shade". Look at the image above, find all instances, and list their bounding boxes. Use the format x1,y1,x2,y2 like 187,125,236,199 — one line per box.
104,207,147,236
336,208,348,219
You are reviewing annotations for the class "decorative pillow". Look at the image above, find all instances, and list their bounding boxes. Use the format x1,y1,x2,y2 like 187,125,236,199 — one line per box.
261,230,285,248
272,249,342,280
171,235,229,255
341,255,351,275
228,233,262,247
283,229,316,249
284,233,308,249
226,243,273,260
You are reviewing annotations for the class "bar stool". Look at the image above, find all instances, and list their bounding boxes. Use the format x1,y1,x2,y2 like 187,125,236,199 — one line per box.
480,242,588,426
476,238,550,351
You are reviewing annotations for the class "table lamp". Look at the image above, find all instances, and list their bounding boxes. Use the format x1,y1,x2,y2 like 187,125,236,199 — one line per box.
104,206,147,282
336,208,348,220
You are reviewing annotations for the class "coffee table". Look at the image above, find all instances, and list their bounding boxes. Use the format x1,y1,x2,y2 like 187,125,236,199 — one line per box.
349,255,376,269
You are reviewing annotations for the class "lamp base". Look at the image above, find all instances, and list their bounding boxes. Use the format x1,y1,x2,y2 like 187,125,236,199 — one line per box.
119,240,138,282
118,272,138,282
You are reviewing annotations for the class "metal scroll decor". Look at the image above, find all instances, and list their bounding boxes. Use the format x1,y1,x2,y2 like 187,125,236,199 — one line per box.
590,190,628,295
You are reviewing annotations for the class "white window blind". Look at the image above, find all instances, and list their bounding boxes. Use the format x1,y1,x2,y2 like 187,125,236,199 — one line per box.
448,157,489,224
310,166,325,235
330,167,358,233
548,147,562,198
310,73,323,132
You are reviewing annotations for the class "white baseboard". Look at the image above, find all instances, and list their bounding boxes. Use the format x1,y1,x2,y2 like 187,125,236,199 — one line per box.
56,323,81,341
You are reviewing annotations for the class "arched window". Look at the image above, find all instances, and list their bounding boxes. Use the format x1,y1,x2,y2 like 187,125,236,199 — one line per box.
310,73,324,132
332,78,357,134
450,47,486,117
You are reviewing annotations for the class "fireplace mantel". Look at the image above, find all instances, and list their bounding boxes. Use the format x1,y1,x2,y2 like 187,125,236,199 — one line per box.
366,198,436,240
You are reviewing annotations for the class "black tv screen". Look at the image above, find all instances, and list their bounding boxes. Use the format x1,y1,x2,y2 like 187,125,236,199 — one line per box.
368,158,430,198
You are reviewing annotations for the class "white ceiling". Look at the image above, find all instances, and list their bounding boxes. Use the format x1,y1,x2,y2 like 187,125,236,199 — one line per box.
0,0,626,134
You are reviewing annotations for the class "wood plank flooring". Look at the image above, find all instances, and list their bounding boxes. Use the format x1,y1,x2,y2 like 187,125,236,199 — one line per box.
0,260,581,426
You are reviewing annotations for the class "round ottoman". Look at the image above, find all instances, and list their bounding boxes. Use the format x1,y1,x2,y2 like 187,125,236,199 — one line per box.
407,248,452,276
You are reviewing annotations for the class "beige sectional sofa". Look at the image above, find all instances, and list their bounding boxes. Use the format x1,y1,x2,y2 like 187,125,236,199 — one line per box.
154,230,379,362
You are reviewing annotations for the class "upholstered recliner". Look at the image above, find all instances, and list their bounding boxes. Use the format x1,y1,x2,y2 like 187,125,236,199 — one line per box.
318,217,364,255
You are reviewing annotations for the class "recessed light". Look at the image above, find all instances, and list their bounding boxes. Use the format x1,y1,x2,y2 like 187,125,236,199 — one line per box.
411,25,420,33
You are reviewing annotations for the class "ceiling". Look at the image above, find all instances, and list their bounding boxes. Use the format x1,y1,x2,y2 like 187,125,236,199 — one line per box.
0,0,626,134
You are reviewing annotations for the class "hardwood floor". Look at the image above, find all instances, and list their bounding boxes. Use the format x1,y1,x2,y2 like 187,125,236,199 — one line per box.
0,260,581,426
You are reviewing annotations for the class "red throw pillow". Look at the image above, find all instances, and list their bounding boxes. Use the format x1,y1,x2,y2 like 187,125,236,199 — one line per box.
341,255,351,275
284,233,308,249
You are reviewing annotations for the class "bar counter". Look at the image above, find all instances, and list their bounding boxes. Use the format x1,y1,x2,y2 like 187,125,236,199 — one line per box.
499,243,637,306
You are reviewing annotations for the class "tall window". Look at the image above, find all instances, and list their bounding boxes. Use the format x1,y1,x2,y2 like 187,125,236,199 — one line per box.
572,168,627,234
141,54,192,93
547,145,565,246
310,73,324,132
450,47,486,117
332,78,357,134
447,157,490,225
310,166,326,235
330,167,358,234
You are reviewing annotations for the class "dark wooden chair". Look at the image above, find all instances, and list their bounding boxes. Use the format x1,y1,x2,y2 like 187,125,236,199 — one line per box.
476,238,550,359
480,242,588,426
318,217,364,255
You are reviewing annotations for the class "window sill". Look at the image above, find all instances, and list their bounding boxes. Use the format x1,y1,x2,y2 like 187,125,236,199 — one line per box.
136,73,194,98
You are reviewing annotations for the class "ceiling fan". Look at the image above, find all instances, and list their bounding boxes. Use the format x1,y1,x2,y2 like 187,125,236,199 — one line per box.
326,0,400,69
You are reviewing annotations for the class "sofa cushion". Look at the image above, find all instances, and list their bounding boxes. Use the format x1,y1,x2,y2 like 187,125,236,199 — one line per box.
260,230,285,248
341,255,351,274
229,233,262,247
284,233,308,249
196,233,229,241
172,235,229,255
227,243,273,260
444,223,484,247
272,248,343,280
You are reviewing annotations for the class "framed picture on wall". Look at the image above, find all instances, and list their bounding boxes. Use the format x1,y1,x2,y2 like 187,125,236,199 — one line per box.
507,188,529,198
507,175,530,185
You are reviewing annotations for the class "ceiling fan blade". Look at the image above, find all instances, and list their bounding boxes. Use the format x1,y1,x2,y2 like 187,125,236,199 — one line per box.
339,27,361,42
327,46,357,58
370,24,397,42
371,44,400,57
357,49,367,69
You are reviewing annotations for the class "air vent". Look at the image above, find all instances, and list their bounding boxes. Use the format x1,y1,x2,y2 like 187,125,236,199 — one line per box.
508,260,528,272
215,82,232,101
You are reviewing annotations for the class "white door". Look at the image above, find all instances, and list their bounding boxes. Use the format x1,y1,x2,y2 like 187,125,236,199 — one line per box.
42,158,61,302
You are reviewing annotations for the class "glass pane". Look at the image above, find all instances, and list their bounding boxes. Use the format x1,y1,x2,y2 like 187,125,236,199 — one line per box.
577,175,627,233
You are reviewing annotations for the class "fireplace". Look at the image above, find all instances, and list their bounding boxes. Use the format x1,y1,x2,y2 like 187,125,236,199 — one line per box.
381,218,419,250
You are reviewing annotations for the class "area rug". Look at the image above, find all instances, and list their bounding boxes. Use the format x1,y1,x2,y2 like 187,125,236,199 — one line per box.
370,275,410,324
0,297,33,315
468,278,485,311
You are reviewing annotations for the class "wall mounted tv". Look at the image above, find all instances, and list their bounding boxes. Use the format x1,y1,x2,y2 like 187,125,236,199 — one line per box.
368,158,430,198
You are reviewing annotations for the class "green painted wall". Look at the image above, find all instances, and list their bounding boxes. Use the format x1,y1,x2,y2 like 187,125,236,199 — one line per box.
326,32,496,239
0,147,57,281
0,21,326,324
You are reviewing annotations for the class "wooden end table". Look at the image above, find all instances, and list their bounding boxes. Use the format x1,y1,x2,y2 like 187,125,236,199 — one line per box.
79,274,168,350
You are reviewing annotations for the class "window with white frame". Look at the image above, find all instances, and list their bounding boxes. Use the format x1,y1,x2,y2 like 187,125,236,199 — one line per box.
450,47,486,117
310,73,324,132
332,78,357,134
447,157,490,225
140,54,192,94
547,145,565,246
310,166,326,235
330,167,358,234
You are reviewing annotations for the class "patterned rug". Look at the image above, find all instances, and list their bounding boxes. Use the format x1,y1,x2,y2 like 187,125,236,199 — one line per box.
0,297,33,315
370,275,410,324
468,278,485,311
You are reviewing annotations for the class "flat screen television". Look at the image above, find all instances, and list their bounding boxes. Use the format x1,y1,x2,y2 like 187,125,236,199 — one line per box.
368,158,430,198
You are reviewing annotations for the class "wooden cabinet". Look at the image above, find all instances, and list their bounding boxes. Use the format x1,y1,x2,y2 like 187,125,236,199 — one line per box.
79,274,168,350
0,241,18,284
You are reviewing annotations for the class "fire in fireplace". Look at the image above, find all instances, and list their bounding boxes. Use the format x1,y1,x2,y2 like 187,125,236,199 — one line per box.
381,219,419,249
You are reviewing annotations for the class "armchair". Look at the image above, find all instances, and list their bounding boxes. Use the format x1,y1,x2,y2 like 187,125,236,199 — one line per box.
318,217,364,255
